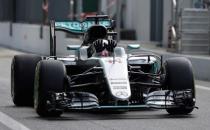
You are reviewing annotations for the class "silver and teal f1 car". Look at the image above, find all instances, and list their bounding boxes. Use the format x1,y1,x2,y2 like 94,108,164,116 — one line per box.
11,15,196,117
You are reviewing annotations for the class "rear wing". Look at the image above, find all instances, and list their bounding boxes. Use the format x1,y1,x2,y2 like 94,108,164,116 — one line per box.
54,21,84,35
49,15,116,56
49,20,84,56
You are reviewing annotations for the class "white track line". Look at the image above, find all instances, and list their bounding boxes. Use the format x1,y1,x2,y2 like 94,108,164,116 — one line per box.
196,85,210,91
0,111,30,130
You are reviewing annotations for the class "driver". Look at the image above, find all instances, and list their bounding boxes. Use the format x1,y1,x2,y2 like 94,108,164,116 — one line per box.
82,25,117,57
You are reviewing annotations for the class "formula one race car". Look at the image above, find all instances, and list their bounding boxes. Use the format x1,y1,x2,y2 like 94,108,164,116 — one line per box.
11,15,196,117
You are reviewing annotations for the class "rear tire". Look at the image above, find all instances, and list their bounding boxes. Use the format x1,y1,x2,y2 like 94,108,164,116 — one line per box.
34,60,65,117
11,55,41,106
164,57,195,115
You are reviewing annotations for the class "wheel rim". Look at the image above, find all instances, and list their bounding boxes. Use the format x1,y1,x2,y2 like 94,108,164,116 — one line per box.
34,64,40,110
11,58,15,101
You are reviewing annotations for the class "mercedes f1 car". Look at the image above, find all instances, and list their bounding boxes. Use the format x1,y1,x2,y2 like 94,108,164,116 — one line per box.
11,15,196,117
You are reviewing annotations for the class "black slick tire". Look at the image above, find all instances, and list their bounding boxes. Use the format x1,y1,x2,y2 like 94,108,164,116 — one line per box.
164,57,195,115
34,60,65,117
11,54,41,106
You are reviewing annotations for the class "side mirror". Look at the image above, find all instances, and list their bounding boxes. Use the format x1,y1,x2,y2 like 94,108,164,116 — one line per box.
67,45,80,51
127,44,141,50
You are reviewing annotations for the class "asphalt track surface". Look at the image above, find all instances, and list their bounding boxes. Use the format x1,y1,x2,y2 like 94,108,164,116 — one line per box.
0,47,210,130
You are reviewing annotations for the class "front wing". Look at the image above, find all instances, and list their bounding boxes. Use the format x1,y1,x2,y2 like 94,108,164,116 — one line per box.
46,89,195,112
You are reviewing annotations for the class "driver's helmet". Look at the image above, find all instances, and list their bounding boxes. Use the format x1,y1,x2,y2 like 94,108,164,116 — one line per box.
83,25,107,46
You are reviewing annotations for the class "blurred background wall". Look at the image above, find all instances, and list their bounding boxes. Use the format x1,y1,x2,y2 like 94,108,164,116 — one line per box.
0,0,196,45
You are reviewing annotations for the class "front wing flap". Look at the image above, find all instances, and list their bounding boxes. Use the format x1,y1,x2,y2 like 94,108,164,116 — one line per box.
46,90,196,111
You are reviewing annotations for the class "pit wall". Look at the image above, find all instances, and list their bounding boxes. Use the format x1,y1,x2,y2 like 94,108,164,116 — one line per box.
0,22,73,56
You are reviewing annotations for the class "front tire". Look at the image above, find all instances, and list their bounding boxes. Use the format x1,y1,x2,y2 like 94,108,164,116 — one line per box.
164,57,195,115
11,55,41,106
34,60,65,117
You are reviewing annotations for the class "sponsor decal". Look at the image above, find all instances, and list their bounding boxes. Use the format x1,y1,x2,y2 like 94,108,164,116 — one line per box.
113,86,127,89
111,82,127,84
115,91,128,97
